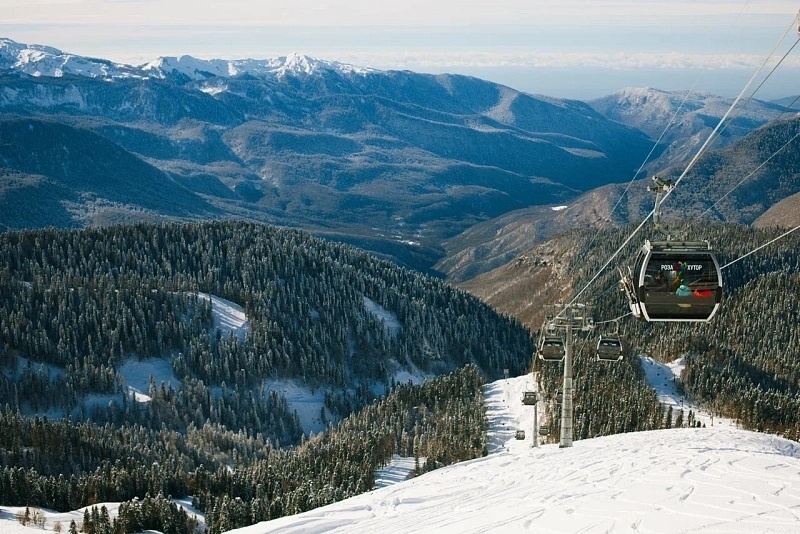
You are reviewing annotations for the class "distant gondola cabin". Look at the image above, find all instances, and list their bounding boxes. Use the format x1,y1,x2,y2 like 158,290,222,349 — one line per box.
538,337,565,361
596,336,623,361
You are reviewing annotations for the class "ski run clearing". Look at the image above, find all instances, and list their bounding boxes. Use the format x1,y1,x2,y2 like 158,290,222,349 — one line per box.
3,357,800,532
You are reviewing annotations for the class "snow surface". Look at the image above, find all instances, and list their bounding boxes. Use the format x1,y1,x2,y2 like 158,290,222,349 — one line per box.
373,456,421,490
363,296,402,337
226,374,800,534
639,355,736,429
119,357,180,403
0,498,204,534
195,292,250,340
2,370,799,533
264,378,329,436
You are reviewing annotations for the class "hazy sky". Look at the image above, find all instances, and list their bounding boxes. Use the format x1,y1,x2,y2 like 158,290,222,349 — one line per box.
1,0,799,99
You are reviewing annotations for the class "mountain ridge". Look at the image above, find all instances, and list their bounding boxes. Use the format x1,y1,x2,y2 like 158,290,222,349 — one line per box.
0,37,656,273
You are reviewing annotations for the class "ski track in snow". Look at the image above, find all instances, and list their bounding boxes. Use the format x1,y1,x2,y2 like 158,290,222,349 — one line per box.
639,355,737,429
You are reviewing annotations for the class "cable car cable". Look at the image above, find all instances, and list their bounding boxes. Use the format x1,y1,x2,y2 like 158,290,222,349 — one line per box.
550,0,763,310
594,312,632,325
685,41,800,215
720,223,800,270
573,88,698,265
695,127,800,222
580,35,799,311
562,0,759,290
700,36,800,152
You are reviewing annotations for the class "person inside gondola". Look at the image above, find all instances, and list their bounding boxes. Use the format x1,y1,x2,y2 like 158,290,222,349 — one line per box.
651,270,670,291
668,270,681,292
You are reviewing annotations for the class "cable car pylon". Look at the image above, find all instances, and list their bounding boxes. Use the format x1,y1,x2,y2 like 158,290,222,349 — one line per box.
540,303,595,448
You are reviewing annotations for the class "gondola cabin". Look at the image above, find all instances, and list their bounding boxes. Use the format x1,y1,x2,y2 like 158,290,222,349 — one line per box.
538,337,565,361
631,240,722,322
538,426,549,436
555,390,563,404
522,391,537,405
515,430,526,440
596,336,623,361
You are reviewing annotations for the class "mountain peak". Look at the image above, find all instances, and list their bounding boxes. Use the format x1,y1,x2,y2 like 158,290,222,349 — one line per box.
268,52,375,77
140,51,375,81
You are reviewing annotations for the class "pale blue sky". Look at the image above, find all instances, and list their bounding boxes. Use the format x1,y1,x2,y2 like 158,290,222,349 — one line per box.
1,1,799,99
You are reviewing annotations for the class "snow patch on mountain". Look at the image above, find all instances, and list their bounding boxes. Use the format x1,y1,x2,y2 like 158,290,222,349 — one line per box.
195,292,250,340
119,357,180,403
263,378,329,435
484,86,518,124
640,354,737,429
591,86,782,141
363,296,402,337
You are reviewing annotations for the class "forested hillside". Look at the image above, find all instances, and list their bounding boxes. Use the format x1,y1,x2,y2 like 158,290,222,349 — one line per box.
0,365,487,533
0,222,530,429
0,220,530,531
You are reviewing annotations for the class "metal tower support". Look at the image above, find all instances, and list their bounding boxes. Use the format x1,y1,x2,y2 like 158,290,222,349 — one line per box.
543,303,594,448
533,396,539,448
560,320,574,448
648,175,675,237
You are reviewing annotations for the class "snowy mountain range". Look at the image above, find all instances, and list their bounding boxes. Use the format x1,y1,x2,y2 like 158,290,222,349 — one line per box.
0,38,371,82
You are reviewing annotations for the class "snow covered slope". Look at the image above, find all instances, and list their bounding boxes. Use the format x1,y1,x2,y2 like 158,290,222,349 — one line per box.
230,375,800,534
1,372,798,533
0,498,204,534
0,38,144,79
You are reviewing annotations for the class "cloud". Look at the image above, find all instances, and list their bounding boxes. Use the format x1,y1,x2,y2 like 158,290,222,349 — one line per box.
1,0,798,25
334,50,800,72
